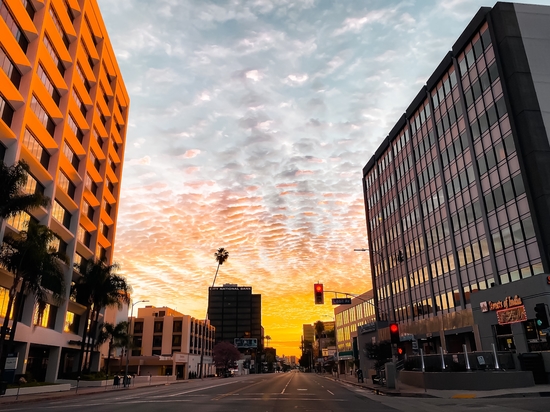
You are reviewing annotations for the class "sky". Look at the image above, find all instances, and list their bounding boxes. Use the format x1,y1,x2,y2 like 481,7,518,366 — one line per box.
96,0,550,358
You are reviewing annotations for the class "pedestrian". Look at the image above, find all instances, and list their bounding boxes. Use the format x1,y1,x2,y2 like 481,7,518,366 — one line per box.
113,374,120,387
357,369,364,383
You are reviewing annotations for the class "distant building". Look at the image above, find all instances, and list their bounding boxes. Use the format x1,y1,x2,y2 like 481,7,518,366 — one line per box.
302,324,314,344
0,0,129,382
334,290,376,372
361,2,550,355
126,306,215,378
207,284,262,371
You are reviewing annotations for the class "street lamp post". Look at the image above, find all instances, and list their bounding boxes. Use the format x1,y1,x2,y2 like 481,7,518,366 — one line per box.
124,299,149,387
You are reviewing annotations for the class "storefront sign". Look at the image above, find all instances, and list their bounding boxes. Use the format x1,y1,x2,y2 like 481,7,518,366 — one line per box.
358,322,376,334
487,295,523,311
496,305,527,325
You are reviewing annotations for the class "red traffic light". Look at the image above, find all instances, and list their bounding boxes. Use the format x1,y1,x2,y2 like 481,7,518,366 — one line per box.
389,322,400,344
397,347,404,355
314,283,324,305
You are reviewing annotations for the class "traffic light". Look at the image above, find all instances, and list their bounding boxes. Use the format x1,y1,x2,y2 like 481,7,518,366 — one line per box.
535,303,549,329
314,283,324,305
397,346,404,356
389,322,400,344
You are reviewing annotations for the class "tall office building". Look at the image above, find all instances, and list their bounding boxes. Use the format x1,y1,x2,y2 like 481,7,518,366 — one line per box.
1,0,128,381
208,284,262,347
362,3,550,354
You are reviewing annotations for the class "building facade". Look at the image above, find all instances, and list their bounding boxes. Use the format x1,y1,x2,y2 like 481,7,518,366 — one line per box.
362,2,550,356
127,306,215,379
1,0,129,382
334,290,376,371
208,284,262,371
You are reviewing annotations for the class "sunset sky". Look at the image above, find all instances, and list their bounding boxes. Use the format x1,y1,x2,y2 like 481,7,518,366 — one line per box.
96,0,550,358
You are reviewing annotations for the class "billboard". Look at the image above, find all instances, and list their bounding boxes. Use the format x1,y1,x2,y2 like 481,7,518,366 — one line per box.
234,338,258,348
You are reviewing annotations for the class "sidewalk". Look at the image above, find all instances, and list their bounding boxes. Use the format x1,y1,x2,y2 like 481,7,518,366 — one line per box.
0,377,219,406
327,372,550,399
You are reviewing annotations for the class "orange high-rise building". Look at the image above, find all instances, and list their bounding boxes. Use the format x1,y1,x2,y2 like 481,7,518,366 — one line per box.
1,0,129,382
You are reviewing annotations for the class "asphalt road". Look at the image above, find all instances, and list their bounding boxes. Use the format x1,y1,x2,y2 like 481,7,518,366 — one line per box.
1,372,397,412
3,372,550,412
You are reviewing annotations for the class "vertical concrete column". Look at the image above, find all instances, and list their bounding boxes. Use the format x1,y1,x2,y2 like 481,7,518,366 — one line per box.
45,346,61,382
511,322,529,353
14,342,30,376
473,324,483,351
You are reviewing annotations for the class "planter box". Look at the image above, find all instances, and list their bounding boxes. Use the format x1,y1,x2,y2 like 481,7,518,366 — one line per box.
57,379,113,388
3,384,71,397
399,370,535,390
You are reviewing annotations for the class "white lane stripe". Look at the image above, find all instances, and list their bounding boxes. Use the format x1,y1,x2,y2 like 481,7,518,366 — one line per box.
327,390,334,395
281,373,295,394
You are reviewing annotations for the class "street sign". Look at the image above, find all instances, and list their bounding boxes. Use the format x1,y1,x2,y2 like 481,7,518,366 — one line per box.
332,298,352,305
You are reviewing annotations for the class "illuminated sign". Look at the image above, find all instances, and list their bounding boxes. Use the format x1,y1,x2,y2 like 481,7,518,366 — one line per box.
234,338,257,348
487,295,523,311
496,305,527,325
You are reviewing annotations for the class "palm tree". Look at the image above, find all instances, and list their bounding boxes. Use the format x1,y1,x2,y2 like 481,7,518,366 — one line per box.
212,248,229,286
0,160,49,220
96,321,129,376
73,259,131,374
199,247,229,378
314,320,325,340
265,335,271,348
0,221,67,372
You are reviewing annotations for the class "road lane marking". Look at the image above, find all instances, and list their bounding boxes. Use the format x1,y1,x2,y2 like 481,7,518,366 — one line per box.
327,390,334,395
281,372,295,394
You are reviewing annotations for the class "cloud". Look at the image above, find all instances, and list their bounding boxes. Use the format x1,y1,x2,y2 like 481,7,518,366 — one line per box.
126,156,152,165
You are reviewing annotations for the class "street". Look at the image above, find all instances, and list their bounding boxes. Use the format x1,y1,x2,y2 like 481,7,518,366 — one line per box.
2,372,550,411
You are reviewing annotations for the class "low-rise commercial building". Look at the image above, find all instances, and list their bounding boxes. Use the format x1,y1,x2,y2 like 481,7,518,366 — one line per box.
125,306,215,379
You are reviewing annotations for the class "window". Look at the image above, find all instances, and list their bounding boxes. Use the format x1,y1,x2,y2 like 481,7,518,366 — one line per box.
72,88,87,117
63,141,79,170
77,225,91,248
76,64,91,93
43,35,65,76
0,94,14,127
85,173,98,196
34,302,57,329
64,311,80,333
89,151,101,171
152,336,162,347
82,200,94,220
63,0,75,22
22,171,45,197
23,128,50,168
173,321,182,333
154,321,163,333
49,6,70,48
0,0,29,52
104,201,112,216
37,65,61,105
99,221,109,237
133,322,143,333
172,335,182,346
67,115,83,142
6,211,31,231
52,199,71,228
0,46,22,88
30,96,56,136
57,171,75,198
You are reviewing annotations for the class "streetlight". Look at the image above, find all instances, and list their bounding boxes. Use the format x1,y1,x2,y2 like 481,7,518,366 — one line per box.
124,299,149,387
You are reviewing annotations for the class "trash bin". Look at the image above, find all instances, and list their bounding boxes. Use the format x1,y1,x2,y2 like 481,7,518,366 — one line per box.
518,353,547,384
0,381,7,396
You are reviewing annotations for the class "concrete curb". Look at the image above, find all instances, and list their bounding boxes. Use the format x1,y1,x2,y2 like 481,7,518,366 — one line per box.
325,376,437,398
0,378,206,405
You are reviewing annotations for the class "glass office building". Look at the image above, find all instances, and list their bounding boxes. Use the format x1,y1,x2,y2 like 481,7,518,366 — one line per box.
362,3,550,354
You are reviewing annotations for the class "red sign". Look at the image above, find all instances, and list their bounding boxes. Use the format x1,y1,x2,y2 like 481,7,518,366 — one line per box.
547,275,550,285
496,305,527,325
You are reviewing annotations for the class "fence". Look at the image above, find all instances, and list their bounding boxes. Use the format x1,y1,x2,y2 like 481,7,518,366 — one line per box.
403,351,515,372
